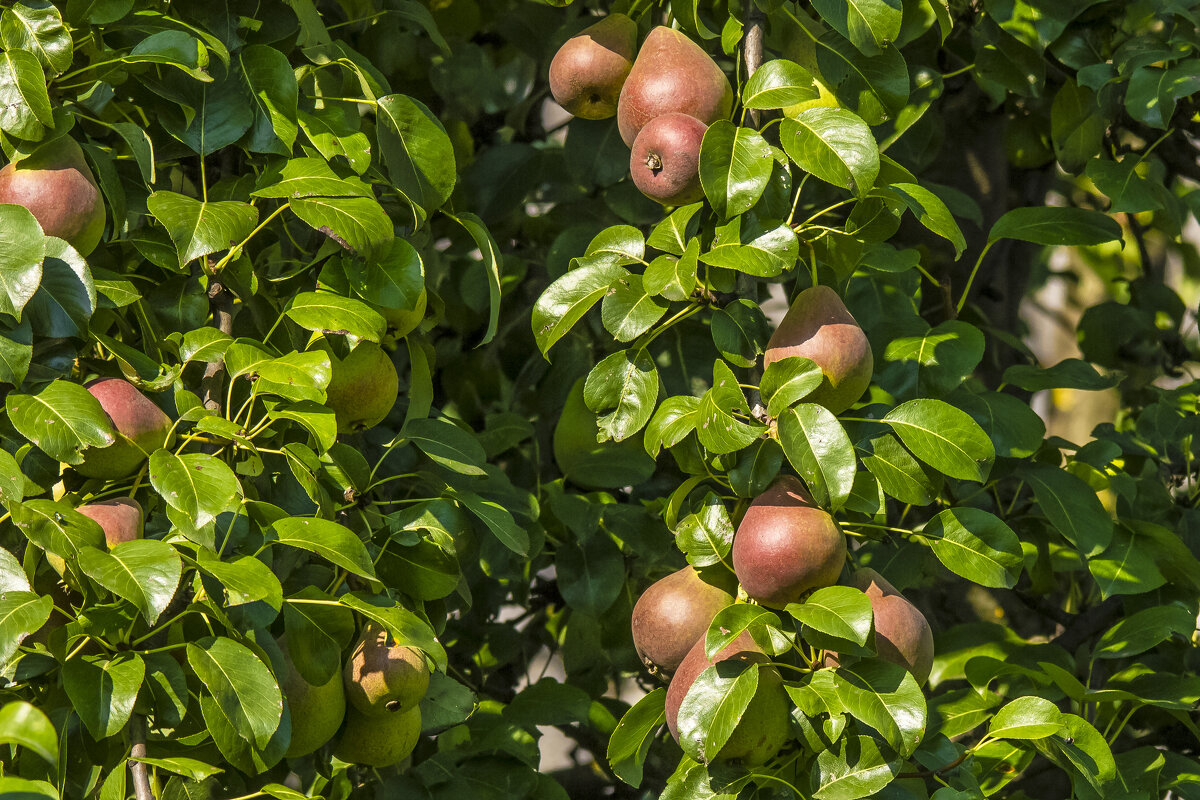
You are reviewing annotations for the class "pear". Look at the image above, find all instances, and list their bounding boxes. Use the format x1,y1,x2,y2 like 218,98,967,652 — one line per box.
382,288,427,339
333,705,421,767
279,636,346,758
829,568,934,686
0,136,106,255
665,631,789,765
314,339,399,433
763,285,873,415
343,622,430,716
617,26,733,147
76,379,174,479
549,14,638,120
631,565,734,679
732,475,846,608
552,377,656,490
630,112,707,206
77,498,143,547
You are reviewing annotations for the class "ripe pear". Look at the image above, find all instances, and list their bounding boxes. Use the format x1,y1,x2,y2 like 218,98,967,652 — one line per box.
631,565,735,679
333,705,421,767
617,26,733,147
0,136,105,255
343,622,430,716
549,14,638,120
665,631,789,765
763,285,873,415
552,377,656,490
77,498,143,547
314,339,399,433
76,379,174,479
732,475,846,607
835,568,935,686
630,112,707,206
279,636,346,758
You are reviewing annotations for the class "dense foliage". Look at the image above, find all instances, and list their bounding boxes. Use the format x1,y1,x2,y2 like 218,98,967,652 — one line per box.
0,0,1198,798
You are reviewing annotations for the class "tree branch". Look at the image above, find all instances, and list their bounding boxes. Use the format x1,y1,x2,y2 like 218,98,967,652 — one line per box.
1051,597,1122,652
743,0,765,128
129,715,154,800
200,278,234,413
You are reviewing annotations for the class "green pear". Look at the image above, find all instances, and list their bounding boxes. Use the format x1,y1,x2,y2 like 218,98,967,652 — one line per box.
630,112,708,206
763,285,873,414
279,636,346,758
333,705,421,768
382,288,427,338
0,136,106,255
76,379,174,479
549,14,638,120
77,498,143,547
617,26,733,147
732,475,845,607
313,338,400,433
343,622,430,715
631,565,734,679
552,378,656,490
665,632,789,765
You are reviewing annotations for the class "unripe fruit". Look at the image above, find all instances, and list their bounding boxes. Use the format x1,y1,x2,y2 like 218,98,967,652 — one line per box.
764,285,873,415
279,636,346,758
76,379,173,479
343,623,430,716
552,378,656,490
631,566,734,679
333,705,421,767
313,339,399,433
548,14,638,120
629,112,707,206
0,136,105,255
732,475,846,607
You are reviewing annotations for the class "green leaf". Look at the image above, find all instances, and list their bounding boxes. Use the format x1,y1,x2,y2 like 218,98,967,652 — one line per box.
812,0,904,56
403,417,487,476
888,183,966,258
883,399,995,483
341,238,424,314
0,777,58,798
282,586,354,685
149,451,241,529
127,757,223,782
239,44,299,153
298,107,370,174
1001,358,1119,392
761,356,823,417
77,540,182,625
696,361,766,454
644,395,700,456
602,273,667,342
742,59,819,108
146,192,258,269
62,653,145,739
647,203,702,255
445,485,529,557
0,546,30,592
677,492,735,569
1020,462,1112,557
338,592,446,671
0,701,58,765
9,499,104,561
710,299,770,369
187,636,282,748
700,215,798,277
123,30,210,80
787,585,873,646
583,348,659,442
861,433,941,506
705,604,782,658
0,322,32,385
252,157,372,199
284,291,386,342
290,196,394,259
556,533,624,615
180,328,232,364
812,733,899,800
924,508,1023,589
779,404,857,512
6,379,116,464
608,688,666,787
1047,714,1116,789
1051,80,1104,173
676,660,760,763
0,591,52,666
269,517,376,579
0,204,45,321
699,121,774,219
1,1,72,75
1124,62,1200,130
419,672,475,736
988,695,1063,740
834,660,926,756
987,207,1121,246
1088,525,1165,599
781,108,879,197
1095,604,1196,660
644,240,699,302
0,49,52,139
443,211,502,345
532,261,629,357
1086,157,1165,214
377,94,456,221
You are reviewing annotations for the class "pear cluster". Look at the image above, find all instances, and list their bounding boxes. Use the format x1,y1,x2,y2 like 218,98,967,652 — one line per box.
281,622,430,766
549,18,732,206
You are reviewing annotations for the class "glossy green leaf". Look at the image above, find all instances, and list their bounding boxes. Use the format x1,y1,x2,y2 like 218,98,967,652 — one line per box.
987,206,1121,246
269,517,376,579
700,215,798,277
884,399,995,483
0,204,45,321
812,0,903,56
761,356,823,417
888,183,966,257
1021,462,1112,557
377,94,457,220
583,348,659,442
77,540,182,624
923,508,1023,589
779,403,857,512
0,592,52,667
290,196,394,259
781,108,879,197
284,291,386,342
787,585,873,646
146,192,258,269
812,733,900,800
1,2,72,75
7,380,116,464
699,121,774,219
0,49,52,139
677,493,735,570
62,653,145,740
710,299,770,369
148,451,241,529
187,637,283,748
834,660,926,756
676,660,759,763
742,59,819,108
602,273,667,342
1095,604,1196,660
608,688,666,787
0,701,58,765
532,262,629,357
861,433,941,506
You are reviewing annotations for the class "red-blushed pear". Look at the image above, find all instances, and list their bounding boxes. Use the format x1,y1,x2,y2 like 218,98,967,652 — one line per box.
76,378,174,479
828,568,935,686
333,705,421,767
278,635,346,758
549,14,638,120
763,285,873,415
665,631,789,765
343,622,430,715
617,26,733,147
631,565,735,679
0,136,106,255
77,498,143,548
732,475,846,608
630,112,707,206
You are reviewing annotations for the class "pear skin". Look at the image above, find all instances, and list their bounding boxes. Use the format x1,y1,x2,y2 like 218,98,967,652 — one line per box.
549,14,638,120
732,475,846,607
630,112,707,206
617,27,733,147
343,623,430,715
631,565,734,679
665,631,789,764
381,288,427,338
333,705,421,767
317,340,399,433
76,379,173,479
833,568,934,686
763,285,873,415
77,498,143,548
279,636,346,757
0,136,105,255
